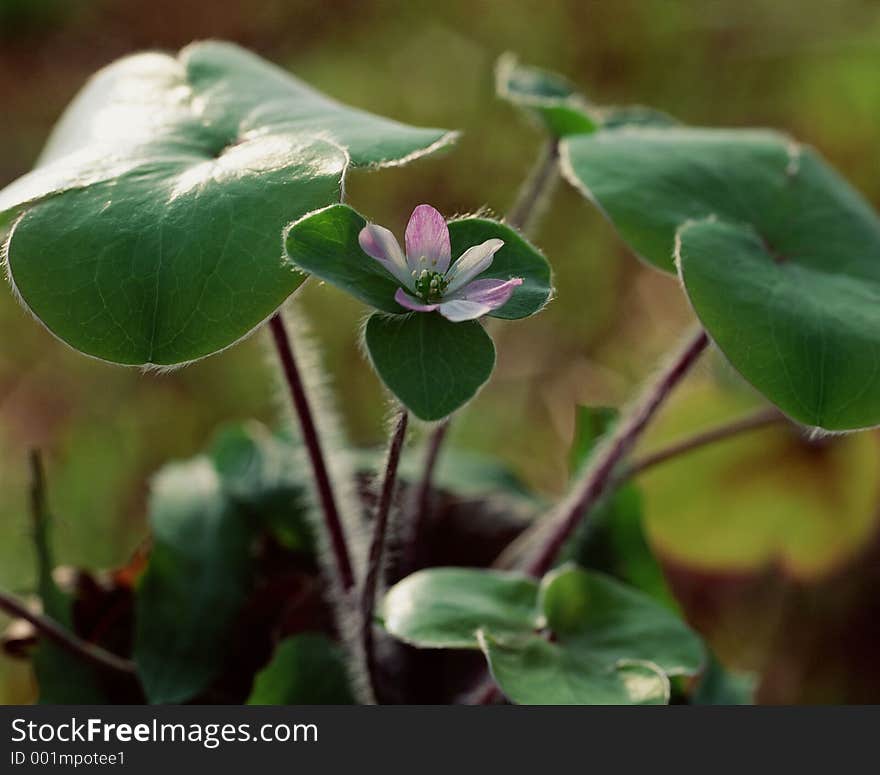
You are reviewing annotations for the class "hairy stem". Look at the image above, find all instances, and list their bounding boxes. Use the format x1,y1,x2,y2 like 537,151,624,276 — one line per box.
268,313,355,592
525,327,709,578
0,590,136,675
361,409,408,700
402,419,450,575
507,139,561,233
625,406,785,478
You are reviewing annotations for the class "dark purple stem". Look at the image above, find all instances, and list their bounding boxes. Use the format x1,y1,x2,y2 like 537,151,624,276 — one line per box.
269,313,355,591
361,409,409,699
625,405,784,478
525,328,709,578
0,589,135,675
402,419,450,574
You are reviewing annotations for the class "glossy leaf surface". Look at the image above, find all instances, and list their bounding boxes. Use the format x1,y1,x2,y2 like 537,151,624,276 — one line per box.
0,42,452,365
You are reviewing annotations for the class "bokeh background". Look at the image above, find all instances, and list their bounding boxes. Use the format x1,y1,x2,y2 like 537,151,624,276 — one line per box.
2,0,880,703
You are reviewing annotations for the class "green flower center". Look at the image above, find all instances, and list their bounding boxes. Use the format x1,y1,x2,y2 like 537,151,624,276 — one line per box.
413,268,448,302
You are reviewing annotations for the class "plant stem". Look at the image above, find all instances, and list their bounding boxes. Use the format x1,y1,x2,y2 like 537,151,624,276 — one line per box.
268,312,355,592
507,139,560,233
0,589,136,675
361,409,408,700
524,327,709,578
625,406,785,478
401,419,450,575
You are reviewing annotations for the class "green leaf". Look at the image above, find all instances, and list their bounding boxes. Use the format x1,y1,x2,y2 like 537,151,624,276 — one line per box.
479,566,701,705
0,41,453,366
495,53,598,137
563,127,880,430
678,218,880,430
380,564,701,705
364,312,496,421
134,421,314,703
380,568,539,649
561,127,791,273
284,205,552,320
284,205,400,313
134,458,256,704
247,634,354,705
447,218,552,319
209,423,312,551
495,54,675,138
539,566,703,677
480,632,669,705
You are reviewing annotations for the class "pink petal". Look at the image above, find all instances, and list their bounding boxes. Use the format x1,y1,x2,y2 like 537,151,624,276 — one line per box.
395,287,439,313
359,224,413,290
450,277,523,310
405,204,451,274
444,239,505,294
438,299,493,322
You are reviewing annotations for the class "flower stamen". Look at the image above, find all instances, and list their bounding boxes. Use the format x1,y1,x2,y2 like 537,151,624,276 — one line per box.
414,268,448,302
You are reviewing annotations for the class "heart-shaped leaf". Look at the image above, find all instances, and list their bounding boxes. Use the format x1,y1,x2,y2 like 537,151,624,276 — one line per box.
480,566,702,705
284,204,552,319
479,633,669,705
380,568,539,649
496,54,676,138
678,218,880,430
0,41,454,365
380,564,702,705
246,634,354,705
363,312,496,421
562,127,880,430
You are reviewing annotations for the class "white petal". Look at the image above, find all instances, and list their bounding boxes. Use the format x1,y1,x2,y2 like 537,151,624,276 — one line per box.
438,299,493,322
444,238,504,294
405,204,451,273
359,224,413,289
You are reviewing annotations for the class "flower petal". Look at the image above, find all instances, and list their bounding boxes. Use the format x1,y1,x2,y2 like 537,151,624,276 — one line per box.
405,204,451,273
448,277,523,311
437,299,493,322
444,238,505,294
359,224,413,290
395,287,439,313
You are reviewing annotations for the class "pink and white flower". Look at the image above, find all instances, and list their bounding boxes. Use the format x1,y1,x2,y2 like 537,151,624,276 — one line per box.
358,204,523,323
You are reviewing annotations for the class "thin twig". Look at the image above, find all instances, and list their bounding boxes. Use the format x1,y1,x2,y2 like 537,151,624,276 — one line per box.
402,419,449,575
361,409,408,701
268,313,355,591
0,590,136,675
524,327,709,578
625,406,785,478
507,139,561,233
29,451,53,591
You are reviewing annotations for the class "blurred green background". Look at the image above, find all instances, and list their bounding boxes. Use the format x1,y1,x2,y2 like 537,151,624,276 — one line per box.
2,0,880,703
